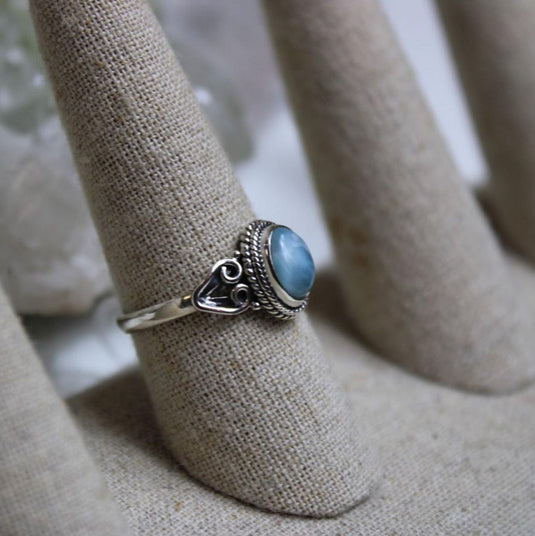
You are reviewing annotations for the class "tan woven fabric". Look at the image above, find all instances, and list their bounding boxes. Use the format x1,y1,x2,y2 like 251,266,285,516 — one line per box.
437,1,535,267
29,0,374,517
262,0,535,393
68,260,535,534
0,286,128,536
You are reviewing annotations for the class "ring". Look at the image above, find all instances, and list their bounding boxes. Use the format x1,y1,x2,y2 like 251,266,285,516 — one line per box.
117,220,315,332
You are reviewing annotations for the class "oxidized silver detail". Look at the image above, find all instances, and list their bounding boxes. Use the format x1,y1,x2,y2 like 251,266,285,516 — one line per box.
117,219,310,332
192,258,252,315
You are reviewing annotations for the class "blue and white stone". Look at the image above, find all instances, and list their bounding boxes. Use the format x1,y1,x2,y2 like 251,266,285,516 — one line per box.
269,226,315,300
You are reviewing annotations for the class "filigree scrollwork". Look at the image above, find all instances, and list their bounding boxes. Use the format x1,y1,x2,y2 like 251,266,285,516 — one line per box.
117,220,312,333
192,258,252,315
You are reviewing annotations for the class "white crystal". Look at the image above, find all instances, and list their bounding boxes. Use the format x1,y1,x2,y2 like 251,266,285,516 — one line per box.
0,118,113,314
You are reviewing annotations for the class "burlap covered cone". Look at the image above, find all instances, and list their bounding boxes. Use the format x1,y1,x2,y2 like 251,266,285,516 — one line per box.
67,261,535,534
4,0,535,532
263,0,535,393
1,264,535,534
29,0,375,517
436,1,535,267
0,285,128,536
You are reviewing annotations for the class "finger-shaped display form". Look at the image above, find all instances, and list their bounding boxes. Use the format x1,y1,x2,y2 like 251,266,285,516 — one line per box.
437,1,535,265
263,0,535,393
30,0,375,517
0,286,128,535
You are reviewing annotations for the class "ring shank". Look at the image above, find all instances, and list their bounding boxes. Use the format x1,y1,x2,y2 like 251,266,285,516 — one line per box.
117,295,194,333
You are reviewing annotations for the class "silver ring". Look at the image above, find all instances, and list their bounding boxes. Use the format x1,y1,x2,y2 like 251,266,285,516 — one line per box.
117,220,315,333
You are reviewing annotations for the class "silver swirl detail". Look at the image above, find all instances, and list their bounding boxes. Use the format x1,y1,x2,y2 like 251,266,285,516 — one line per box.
192,258,252,315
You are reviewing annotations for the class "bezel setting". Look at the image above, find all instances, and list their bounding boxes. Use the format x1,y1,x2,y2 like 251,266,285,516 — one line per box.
239,219,310,319
117,219,313,332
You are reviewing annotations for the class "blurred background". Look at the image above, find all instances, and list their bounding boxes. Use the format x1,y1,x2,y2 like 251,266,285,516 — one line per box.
0,0,486,396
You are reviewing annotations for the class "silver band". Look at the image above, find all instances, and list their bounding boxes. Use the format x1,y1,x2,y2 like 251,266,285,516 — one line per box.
117,220,311,333
117,295,195,333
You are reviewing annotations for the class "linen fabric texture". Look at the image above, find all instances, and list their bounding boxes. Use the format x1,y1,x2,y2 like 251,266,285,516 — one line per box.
69,275,535,535
10,0,534,533
29,0,374,518
437,0,535,267
0,286,128,536
263,0,535,393
2,276,535,535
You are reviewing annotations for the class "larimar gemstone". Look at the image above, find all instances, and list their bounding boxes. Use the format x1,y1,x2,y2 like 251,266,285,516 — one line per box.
269,226,315,300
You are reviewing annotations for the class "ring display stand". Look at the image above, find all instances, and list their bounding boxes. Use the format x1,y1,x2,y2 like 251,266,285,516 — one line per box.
1,0,535,533
437,1,535,266
263,0,535,393
0,287,127,535
29,0,375,518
